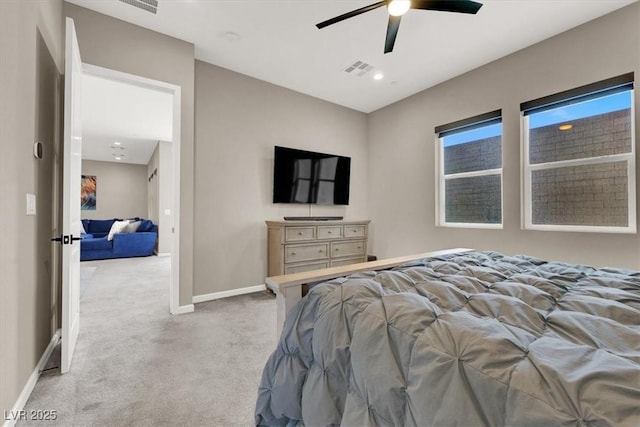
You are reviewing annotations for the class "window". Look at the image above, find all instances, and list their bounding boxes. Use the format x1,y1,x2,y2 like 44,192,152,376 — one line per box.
521,73,636,233
435,110,503,228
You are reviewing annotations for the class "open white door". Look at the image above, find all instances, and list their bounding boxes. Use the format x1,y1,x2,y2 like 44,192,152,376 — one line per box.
60,17,83,373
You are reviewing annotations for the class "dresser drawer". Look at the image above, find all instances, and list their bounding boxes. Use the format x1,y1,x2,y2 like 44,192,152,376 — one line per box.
284,243,328,263
285,226,316,242
285,261,329,274
317,226,343,240
330,256,365,268
331,240,365,258
344,225,367,238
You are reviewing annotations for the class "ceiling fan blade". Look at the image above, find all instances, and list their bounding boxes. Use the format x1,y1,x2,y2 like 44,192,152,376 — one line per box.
316,1,386,29
412,0,483,14
384,15,402,54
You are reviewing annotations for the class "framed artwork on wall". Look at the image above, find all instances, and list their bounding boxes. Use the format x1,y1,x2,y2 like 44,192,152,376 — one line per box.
81,175,96,210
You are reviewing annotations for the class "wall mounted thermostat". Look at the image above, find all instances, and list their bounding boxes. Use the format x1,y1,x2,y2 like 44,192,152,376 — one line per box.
33,141,43,159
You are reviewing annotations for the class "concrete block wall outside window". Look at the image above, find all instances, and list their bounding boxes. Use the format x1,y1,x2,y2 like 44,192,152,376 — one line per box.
529,110,631,227
522,85,635,233
436,114,503,228
443,137,502,224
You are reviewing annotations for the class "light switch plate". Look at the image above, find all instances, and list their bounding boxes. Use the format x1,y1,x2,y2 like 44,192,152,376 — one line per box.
26,193,36,215
164,209,171,215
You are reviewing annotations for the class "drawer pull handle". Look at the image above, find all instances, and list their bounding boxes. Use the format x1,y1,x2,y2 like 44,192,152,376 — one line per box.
328,230,332,234
291,252,297,255
353,229,357,232
319,249,323,253
335,248,340,251
298,231,303,235
357,246,361,249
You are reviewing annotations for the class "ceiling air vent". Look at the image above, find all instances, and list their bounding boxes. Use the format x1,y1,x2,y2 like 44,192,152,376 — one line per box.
344,60,374,77
118,0,158,14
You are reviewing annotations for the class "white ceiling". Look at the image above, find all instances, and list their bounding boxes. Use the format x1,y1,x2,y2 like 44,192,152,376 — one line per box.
81,73,173,165
75,0,637,164
67,0,636,114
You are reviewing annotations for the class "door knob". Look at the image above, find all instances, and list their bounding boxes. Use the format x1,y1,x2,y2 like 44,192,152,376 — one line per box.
51,234,82,245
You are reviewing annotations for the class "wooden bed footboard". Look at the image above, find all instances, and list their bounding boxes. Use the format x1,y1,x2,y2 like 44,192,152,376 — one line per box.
266,248,473,335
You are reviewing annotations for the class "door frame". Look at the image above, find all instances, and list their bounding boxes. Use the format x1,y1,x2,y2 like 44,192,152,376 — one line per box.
51,57,63,337
81,63,183,314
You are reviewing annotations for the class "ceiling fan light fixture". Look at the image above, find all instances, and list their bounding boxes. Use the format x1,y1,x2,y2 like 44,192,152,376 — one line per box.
387,0,411,17
316,0,482,53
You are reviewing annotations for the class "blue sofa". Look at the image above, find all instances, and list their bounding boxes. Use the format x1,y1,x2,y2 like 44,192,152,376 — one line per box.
81,218,158,261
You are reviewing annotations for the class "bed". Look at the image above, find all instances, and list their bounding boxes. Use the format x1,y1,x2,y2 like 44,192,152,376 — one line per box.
256,249,640,426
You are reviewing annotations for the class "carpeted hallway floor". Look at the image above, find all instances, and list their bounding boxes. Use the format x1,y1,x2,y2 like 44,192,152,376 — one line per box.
20,256,278,426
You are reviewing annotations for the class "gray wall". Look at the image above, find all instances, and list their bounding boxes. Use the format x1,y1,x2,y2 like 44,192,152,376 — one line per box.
0,0,63,416
193,61,369,296
81,160,148,220
367,3,640,269
147,141,173,254
64,3,195,306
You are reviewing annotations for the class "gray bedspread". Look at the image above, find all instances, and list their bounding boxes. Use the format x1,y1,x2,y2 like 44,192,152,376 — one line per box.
255,251,640,426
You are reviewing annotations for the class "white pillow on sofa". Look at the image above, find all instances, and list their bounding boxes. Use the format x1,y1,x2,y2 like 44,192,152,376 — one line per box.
123,220,141,233
108,220,130,241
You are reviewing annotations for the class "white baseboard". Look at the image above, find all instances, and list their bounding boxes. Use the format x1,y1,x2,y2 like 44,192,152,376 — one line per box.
192,284,266,304
2,330,60,427
171,304,194,315
154,252,171,257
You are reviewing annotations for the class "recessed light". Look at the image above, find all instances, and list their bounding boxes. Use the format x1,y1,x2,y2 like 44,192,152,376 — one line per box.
115,157,122,160
558,124,573,131
114,141,121,146
373,73,384,81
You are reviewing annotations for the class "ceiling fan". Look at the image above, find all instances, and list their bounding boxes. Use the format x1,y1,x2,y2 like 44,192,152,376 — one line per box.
316,0,483,54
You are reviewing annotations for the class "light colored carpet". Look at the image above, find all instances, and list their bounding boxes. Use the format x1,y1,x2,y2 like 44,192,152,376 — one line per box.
20,256,278,426
79,266,96,297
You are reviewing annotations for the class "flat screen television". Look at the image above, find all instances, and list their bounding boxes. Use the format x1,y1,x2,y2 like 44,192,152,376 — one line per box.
273,146,351,205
